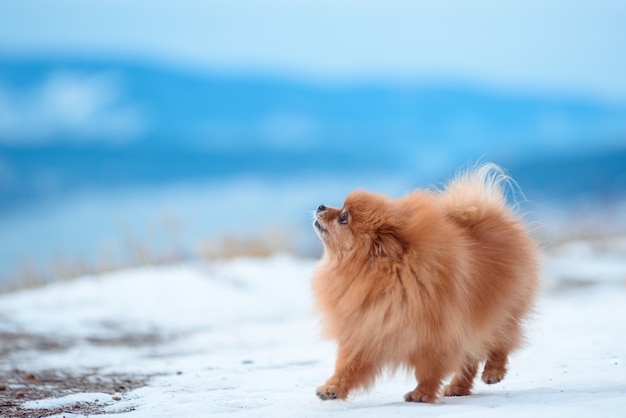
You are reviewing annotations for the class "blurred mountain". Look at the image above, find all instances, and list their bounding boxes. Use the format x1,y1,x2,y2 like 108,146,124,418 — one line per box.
1,56,625,211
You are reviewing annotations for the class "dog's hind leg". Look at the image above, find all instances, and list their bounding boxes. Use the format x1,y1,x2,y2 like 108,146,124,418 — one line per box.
482,318,522,384
443,356,479,396
482,350,509,384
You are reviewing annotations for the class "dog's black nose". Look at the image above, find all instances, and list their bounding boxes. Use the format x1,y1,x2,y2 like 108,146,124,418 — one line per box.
317,204,327,213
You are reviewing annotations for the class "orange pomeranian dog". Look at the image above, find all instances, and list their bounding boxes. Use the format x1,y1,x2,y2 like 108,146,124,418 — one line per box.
312,164,539,404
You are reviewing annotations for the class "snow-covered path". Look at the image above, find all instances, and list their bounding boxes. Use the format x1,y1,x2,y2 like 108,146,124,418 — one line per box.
1,245,625,417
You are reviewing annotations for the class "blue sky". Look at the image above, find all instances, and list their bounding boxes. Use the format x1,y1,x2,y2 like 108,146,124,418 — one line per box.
1,1,625,102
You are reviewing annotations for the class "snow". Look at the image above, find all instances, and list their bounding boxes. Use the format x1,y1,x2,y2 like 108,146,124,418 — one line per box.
1,246,626,417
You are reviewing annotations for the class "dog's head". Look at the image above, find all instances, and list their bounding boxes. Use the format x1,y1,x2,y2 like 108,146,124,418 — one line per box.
314,190,405,259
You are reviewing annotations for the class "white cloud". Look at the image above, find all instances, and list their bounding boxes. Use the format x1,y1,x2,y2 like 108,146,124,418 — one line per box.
0,71,147,144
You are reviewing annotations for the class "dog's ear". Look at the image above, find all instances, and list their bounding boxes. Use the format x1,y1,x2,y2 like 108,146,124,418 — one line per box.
372,224,405,258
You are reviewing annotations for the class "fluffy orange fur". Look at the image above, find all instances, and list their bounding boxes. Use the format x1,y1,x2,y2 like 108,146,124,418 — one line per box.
311,164,539,403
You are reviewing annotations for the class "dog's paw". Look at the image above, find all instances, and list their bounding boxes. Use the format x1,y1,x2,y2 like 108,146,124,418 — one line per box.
404,389,438,403
316,385,347,401
481,367,505,385
443,383,472,397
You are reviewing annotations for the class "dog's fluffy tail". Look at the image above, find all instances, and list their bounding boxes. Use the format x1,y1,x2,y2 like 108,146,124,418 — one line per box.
437,163,519,226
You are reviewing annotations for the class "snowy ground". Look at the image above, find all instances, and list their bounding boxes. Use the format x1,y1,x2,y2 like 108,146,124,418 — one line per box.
1,238,626,417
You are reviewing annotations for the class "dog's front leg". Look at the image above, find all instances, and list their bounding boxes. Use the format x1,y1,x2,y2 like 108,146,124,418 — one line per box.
316,347,376,400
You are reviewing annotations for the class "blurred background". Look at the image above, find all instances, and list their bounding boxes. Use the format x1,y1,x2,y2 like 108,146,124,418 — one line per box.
0,0,625,289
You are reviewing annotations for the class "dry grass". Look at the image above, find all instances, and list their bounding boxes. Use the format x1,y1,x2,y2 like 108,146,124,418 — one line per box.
0,245,188,294
540,226,626,256
0,226,299,294
197,226,294,259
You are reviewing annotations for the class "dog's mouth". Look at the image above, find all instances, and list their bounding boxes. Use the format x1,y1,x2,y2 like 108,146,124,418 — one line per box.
314,220,328,234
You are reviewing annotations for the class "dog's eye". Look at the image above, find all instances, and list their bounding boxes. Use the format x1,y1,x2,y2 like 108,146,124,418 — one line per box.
339,212,349,225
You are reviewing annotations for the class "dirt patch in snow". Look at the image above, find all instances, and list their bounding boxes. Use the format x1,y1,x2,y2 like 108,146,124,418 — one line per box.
0,368,151,417
0,330,164,417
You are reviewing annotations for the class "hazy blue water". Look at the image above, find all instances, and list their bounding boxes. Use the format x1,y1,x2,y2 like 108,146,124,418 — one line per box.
0,174,414,283
2,169,625,287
